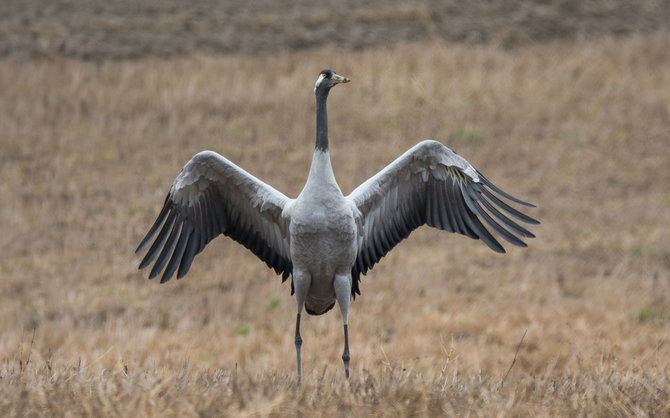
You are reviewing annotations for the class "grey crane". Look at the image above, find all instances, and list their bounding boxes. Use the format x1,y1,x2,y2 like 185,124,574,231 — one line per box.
136,69,538,384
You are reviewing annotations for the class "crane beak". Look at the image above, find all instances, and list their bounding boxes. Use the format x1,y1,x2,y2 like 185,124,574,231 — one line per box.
332,74,351,84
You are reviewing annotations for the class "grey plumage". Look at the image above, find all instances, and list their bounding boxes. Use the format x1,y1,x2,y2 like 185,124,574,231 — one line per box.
136,69,538,384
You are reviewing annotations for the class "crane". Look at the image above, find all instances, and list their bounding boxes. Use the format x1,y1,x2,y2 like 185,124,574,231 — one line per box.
136,69,538,384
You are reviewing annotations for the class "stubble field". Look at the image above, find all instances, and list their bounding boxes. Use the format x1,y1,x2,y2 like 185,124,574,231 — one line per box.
1,33,669,415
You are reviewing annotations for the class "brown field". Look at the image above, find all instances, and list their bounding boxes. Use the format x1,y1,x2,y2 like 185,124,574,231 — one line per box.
3,0,670,60
1,33,669,415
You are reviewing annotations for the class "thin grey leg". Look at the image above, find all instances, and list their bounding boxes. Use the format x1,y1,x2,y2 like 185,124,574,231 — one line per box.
342,323,350,378
334,274,352,379
295,313,303,385
292,269,310,386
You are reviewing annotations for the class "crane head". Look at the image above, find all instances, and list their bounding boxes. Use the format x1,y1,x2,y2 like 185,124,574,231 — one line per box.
314,69,350,95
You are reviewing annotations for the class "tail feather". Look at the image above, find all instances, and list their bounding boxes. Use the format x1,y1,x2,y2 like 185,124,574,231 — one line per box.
305,302,335,316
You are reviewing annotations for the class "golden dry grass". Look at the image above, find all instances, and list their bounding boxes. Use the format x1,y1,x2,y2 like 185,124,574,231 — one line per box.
1,33,669,416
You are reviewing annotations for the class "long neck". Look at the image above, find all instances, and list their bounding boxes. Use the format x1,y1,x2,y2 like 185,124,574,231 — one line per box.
315,90,329,152
304,89,339,192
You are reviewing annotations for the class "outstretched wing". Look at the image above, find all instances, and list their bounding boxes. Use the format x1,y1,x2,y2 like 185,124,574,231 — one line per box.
136,150,293,283
346,140,538,295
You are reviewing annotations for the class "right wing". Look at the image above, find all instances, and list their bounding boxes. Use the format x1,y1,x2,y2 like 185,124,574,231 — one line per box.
347,140,539,295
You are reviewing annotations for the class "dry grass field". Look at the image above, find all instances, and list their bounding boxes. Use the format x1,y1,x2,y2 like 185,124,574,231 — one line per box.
1,33,669,415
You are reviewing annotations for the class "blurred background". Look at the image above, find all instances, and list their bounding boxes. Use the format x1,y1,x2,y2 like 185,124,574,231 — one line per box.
2,0,670,60
1,1,669,415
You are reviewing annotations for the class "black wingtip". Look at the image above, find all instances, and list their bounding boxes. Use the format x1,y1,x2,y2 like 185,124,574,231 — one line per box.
475,180,540,226
478,172,536,208
520,215,540,225
138,253,154,271
135,198,172,254
135,231,155,254
489,239,506,253
160,271,173,283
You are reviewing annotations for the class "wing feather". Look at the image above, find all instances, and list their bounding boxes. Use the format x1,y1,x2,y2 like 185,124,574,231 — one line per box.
347,140,538,296
150,217,182,279
138,210,176,270
162,223,193,283
178,228,200,278
137,150,293,283
136,200,171,253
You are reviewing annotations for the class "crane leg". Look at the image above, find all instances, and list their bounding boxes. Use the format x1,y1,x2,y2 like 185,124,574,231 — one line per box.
342,324,350,378
334,274,352,379
293,269,310,386
294,313,303,384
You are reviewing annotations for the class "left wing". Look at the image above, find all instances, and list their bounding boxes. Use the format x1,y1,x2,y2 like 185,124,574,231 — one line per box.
136,151,293,283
